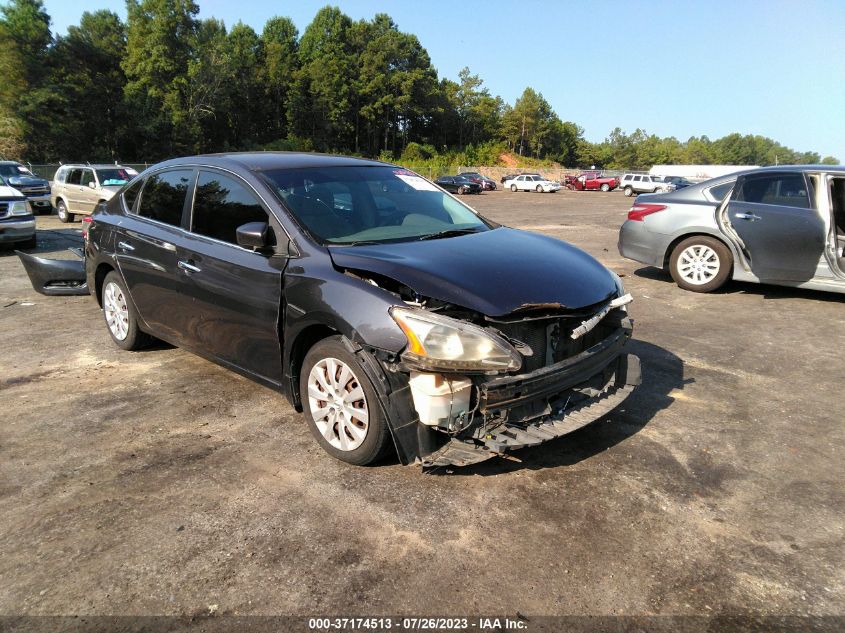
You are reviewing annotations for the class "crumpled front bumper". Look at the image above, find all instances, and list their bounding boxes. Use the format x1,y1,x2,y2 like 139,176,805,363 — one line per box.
422,353,640,467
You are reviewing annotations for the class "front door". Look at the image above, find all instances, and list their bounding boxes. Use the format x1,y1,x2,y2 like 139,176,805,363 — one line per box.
77,168,98,214
178,169,285,384
723,171,827,282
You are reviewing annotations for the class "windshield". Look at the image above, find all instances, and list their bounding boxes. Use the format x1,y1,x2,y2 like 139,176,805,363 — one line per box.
95,168,134,186
0,164,34,177
261,166,491,245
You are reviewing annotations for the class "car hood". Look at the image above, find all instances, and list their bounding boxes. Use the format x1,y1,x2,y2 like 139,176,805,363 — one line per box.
329,227,618,317
6,175,49,187
0,185,25,199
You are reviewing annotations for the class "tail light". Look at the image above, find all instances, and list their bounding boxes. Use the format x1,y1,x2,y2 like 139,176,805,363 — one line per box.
82,215,93,240
627,203,667,222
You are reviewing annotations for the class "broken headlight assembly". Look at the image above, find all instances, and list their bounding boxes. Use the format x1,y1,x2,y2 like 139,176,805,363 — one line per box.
390,306,522,373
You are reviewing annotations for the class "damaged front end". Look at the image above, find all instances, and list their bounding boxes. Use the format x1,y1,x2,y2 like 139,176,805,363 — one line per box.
346,268,641,468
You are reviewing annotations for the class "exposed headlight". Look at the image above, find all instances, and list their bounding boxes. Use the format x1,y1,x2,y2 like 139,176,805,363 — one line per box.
9,200,32,216
390,307,522,373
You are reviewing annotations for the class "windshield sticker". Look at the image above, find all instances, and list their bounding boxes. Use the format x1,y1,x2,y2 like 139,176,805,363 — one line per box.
396,174,439,192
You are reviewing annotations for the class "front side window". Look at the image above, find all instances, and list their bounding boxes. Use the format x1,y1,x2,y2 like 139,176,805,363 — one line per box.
136,170,193,226
191,171,269,245
733,174,811,209
54,168,68,183
261,166,491,245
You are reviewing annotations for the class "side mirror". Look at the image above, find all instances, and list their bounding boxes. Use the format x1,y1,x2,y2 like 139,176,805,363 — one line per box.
88,181,96,189
236,222,271,252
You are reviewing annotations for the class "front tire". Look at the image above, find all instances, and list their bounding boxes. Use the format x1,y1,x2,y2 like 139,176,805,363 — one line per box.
624,186,634,197
56,199,70,223
511,184,517,192
300,337,391,466
600,183,610,192
669,236,732,293
101,271,152,350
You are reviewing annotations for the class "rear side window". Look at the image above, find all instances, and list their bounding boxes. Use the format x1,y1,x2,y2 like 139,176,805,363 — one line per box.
137,170,193,226
66,169,83,185
122,179,143,213
191,171,269,245
734,174,811,209
708,181,734,202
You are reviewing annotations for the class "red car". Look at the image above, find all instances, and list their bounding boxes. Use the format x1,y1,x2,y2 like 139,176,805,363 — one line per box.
570,172,619,192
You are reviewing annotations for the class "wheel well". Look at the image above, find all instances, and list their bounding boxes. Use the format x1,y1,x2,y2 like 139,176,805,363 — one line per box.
288,324,339,411
663,232,734,270
94,263,115,307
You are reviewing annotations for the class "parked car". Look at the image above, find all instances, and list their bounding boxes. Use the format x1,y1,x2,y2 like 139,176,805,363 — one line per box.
619,165,845,294
52,164,138,222
572,172,618,192
458,172,497,190
0,161,52,214
434,175,482,195
18,152,640,467
619,174,674,197
0,183,36,248
660,176,694,190
503,174,561,193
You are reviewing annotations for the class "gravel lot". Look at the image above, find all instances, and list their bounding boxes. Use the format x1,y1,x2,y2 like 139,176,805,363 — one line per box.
0,189,842,627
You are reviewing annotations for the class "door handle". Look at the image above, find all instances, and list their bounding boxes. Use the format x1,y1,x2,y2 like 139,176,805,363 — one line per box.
734,212,761,221
178,260,201,273
117,241,135,251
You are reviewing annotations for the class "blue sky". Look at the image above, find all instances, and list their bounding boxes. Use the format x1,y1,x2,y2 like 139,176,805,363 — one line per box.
43,0,845,161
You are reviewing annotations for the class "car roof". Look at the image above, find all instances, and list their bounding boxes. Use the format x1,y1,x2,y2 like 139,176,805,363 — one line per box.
58,164,132,169
150,151,392,173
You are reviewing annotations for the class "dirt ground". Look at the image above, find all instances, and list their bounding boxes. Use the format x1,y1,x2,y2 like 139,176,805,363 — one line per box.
0,189,843,628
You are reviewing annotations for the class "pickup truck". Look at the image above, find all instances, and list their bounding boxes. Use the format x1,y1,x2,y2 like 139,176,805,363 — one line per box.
0,184,36,248
0,161,52,214
571,172,618,192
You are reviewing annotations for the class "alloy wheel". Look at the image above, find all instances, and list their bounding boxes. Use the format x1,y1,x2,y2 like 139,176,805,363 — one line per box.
307,357,369,451
103,281,130,340
677,245,721,285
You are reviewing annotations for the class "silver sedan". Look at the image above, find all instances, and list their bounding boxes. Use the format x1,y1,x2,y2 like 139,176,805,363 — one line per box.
618,166,845,294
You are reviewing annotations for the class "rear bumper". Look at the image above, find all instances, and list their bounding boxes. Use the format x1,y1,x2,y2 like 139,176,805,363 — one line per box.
15,249,89,295
0,218,35,242
618,220,667,268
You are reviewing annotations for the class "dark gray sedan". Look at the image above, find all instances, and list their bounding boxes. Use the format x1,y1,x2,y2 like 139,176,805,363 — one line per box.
618,165,845,294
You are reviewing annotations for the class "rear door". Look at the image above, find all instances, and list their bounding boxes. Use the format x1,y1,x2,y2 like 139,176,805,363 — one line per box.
65,168,85,212
78,168,98,214
724,171,826,281
179,168,285,383
115,168,196,344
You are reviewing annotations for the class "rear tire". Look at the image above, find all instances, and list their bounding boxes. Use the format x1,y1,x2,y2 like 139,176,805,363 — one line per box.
101,271,152,351
300,336,392,466
456,185,465,195
535,185,543,192
669,236,732,293
624,186,634,197
56,199,70,223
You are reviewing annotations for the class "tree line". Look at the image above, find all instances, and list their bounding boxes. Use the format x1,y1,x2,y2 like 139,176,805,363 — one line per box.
0,0,838,168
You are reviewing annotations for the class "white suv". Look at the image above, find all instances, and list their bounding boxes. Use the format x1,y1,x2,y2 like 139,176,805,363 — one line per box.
52,164,138,222
619,174,675,197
